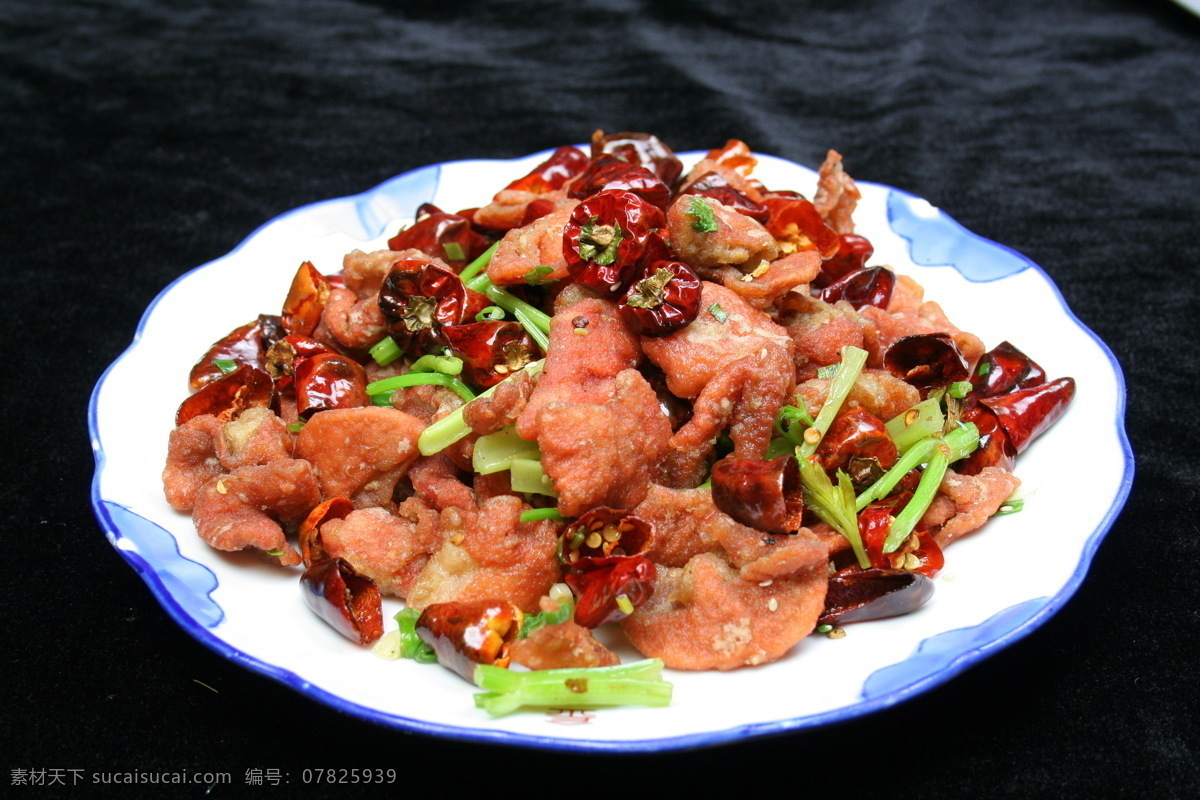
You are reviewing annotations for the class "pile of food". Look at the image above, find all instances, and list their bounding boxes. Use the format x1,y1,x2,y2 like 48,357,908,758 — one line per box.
162,132,1074,711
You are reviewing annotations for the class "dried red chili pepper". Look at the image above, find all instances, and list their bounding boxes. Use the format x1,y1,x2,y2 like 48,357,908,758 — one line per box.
559,508,654,566
568,155,672,210
971,340,1047,398
503,146,589,194
416,600,524,680
563,190,668,295
884,333,971,390
762,194,840,259
294,352,368,419
980,377,1075,453
618,259,702,337
710,455,805,535
387,208,492,270
566,555,657,628
282,261,332,337
300,557,384,645
377,258,491,353
820,568,935,626
819,266,896,310
815,409,899,480
590,130,683,187
175,364,274,426
683,170,769,222
442,320,536,389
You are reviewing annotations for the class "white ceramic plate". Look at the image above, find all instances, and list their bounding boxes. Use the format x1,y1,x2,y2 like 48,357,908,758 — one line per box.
89,148,1133,751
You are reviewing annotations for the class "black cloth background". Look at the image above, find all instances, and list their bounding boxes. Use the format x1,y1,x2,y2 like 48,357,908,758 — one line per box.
3,0,1197,796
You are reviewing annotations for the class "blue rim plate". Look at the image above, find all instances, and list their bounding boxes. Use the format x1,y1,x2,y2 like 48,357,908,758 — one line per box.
89,149,1133,752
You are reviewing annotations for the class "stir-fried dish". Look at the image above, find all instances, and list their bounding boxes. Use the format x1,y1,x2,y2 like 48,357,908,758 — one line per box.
162,132,1074,713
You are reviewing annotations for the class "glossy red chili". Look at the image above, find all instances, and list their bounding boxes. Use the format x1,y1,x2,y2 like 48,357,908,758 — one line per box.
819,266,896,310
442,320,536,388
956,404,1018,475
503,146,589,194
710,455,805,535
819,568,935,626
591,130,683,187
980,376,1076,453
563,190,668,295
566,555,657,628
416,600,523,680
617,259,702,337
682,170,769,221
175,364,274,425
568,155,672,210
884,333,971,390
762,194,840,259
377,258,491,352
971,340,1047,398
559,508,654,566
294,352,368,418
815,409,899,476
281,261,332,337
386,208,492,270
300,557,383,645
815,233,875,288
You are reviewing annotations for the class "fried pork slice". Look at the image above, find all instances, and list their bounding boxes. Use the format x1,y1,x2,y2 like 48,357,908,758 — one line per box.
317,498,442,598
922,466,1022,548
294,407,425,509
509,598,619,670
796,368,920,425
537,368,671,516
620,541,827,671
515,297,641,441
778,293,870,382
191,458,321,566
404,495,561,614
641,282,795,486
163,408,293,512
813,150,861,236
667,195,778,271
485,200,578,286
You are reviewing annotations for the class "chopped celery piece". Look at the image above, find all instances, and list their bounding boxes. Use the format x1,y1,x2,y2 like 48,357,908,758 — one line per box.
472,427,540,475
509,457,558,497
418,360,544,456
886,398,945,453
473,659,672,717
798,346,868,458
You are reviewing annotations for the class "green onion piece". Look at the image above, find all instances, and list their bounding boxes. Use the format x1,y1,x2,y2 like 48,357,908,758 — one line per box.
456,241,499,284
856,421,979,512
947,380,973,399
884,445,952,553
418,360,545,456
798,346,868,459
368,336,403,367
523,265,556,286
442,241,466,262
686,196,719,233
519,508,566,523
885,398,945,454
708,302,728,323
365,372,476,403
472,659,672,717
799,458,870,569
472,427,539,475
475,305,506,322
408,354,463,375
394,608,438,664
213,358,238,374
509,457,558,497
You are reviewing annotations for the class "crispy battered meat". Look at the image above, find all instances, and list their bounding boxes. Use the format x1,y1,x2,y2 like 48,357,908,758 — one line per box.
537,368,671,516
316,499,442,598
294,407,425,509
485,200,578,286
163,408,292,512
813,150,861,236
191,458,321,566
667,195,778,270
405,495,561,613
